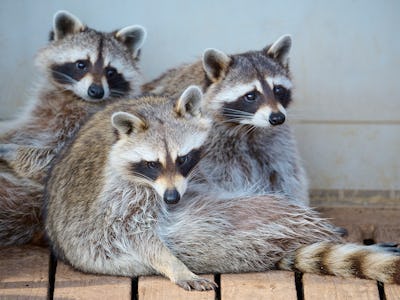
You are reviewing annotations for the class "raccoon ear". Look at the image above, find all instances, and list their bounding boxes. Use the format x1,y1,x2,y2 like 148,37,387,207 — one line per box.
111,112,148,136
115,26,147,58
265,34,292,67
52,11,85,41
175,86,203,117
203,49,231,82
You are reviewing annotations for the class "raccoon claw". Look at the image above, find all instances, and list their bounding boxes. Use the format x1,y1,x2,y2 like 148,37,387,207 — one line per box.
176,277,217,291
374,242,400,255
383,247,400,255
334,226,348,237
376,242,398,248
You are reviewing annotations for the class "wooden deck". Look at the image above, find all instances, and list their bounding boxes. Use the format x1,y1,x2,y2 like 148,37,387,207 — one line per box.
1,200,399,299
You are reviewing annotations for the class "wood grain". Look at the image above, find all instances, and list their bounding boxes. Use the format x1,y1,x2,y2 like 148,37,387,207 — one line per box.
385,283,400,300
53,261,131,299
316,206,400,244
220,271,297,300
138,275,215,300
0,245,49,299
303,273,379,300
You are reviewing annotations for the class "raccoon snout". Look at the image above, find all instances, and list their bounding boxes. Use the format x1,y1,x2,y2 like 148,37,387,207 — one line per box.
88,83,105,99
269,112,286,126
163,188,181,204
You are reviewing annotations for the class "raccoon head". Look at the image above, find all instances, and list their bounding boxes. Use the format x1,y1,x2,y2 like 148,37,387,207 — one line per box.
36,10,146,102
111,86,211,205
203,35,293,127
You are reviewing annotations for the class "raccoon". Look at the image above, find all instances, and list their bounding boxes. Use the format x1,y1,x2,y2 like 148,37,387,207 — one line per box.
0,10,146,246
143,35,309,204
44,86,400,291
45,86,216,291
162,195,400,285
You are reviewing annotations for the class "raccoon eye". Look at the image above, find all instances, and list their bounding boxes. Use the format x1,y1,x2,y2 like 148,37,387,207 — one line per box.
176,149,202,177
146,161,159,169
177,154,189,166
76,60,88,71
243,91,258,102
273,85,288,99
105,67,117,79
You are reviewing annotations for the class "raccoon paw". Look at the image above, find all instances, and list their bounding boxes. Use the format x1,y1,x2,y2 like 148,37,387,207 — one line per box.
176,277,217,291
376,242,400,255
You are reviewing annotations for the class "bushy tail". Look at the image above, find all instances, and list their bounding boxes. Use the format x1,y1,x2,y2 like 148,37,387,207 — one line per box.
278,242,400,284
0,170,45,246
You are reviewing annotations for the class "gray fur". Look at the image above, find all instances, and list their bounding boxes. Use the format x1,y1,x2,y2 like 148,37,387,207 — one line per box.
143,35,309,205
45,91,400,289
45,88,215,290
0,10,146,246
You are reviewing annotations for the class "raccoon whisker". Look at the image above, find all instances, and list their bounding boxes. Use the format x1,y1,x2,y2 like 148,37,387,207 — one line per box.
218,115,254,123
187,178,204,185
220,113,247,119
221,111,254,123
219,118,246,124
222,109,253,117
187,168,202,181
222,107,253,114
51,70,77,84
243,125,256,137
130,172,153,183
110,89,128,97
232,123,252,136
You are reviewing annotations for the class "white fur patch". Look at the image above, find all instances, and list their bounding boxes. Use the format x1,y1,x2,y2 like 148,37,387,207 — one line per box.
154,175,187,200
213,80,262,104
51,48,96,66
277,103,287,116
266,76,293,90
240,106,272,127
101,77,110,99
177,131,209,158
110,141,160,170
72,75,93,100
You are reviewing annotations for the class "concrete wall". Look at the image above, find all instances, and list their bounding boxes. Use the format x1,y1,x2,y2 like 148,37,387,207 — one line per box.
0,0,399,191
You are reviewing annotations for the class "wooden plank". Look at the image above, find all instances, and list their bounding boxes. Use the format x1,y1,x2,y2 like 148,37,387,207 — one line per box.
375,226,400,244
303,273,379,300
316,206,400,244
138,275,215,300
0,245,49,299
54,261,131,299
220,271,297,300
385,283,400,300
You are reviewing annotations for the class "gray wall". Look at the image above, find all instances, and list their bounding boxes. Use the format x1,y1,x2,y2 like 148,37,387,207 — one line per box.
0,0,399,191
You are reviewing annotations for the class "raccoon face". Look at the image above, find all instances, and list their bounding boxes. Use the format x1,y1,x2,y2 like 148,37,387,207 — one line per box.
203,35,293,127
111,86,211,205
37,11,146,102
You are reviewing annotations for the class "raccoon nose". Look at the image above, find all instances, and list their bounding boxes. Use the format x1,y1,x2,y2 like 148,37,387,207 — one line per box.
163,189,181,204
269,112,286,126
88,84,104,99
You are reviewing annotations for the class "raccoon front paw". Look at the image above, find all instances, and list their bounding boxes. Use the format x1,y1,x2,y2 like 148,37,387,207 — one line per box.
176,277,217,291
376,242,400,255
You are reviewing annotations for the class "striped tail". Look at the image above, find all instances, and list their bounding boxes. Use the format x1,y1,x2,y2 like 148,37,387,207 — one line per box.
278,242,400,284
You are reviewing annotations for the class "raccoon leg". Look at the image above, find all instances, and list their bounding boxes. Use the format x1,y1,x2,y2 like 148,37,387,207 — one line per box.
0,171,45,246
0,144,54,181
146,237,217,291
